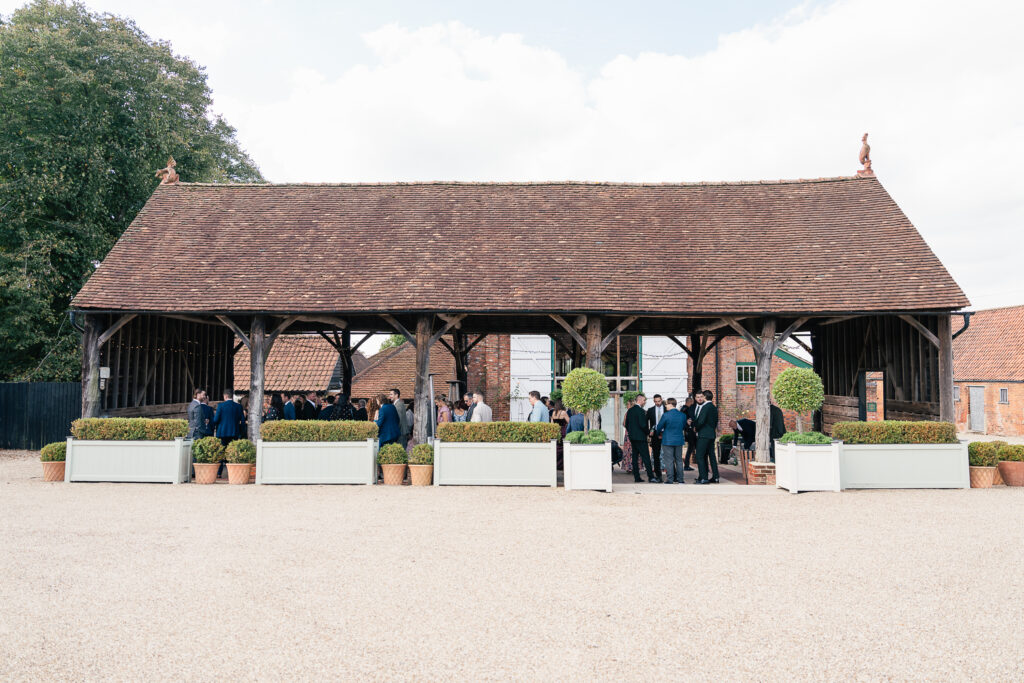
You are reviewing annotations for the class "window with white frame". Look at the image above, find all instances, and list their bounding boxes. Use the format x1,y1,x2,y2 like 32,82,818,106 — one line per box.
737,363,756,384
999,388,1009,404
953,386,960,401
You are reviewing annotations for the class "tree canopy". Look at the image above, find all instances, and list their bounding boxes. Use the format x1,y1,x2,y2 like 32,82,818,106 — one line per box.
378,334,407,353
0,0,264,381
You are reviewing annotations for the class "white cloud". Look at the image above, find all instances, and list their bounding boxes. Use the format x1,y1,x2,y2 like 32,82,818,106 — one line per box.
220,1,1022,309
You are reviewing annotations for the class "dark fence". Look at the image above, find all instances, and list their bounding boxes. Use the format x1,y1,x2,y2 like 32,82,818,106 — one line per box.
0,382,81,450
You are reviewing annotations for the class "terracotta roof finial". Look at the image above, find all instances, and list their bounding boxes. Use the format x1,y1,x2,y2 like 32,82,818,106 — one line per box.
155,156,180,185
856,134,874,177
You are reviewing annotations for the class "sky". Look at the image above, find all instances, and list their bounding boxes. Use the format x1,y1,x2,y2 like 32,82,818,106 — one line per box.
4,0,1023,320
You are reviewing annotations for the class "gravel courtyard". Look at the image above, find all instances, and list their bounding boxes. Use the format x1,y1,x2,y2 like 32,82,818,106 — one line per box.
3,450,1022,681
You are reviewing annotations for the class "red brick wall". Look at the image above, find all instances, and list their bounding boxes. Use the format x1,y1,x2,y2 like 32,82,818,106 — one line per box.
689,337,813,434
954,381,1024,436
467,333,511,421
865,371,885,422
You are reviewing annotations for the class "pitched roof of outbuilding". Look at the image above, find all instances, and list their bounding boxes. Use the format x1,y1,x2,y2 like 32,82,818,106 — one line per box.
350,341,456,400
953,305,1024,381
72,176,968,314
234,334,338,392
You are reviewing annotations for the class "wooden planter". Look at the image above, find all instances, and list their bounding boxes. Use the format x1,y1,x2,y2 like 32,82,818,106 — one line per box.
563,442,612,492
255,439,376,485
65,437,192,484
433,440,557,486
775,441,841,493
969,466,996,489
997,461,1024,487
839,443,969,489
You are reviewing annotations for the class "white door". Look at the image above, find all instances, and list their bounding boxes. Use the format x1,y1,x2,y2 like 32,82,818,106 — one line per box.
968,386,985,432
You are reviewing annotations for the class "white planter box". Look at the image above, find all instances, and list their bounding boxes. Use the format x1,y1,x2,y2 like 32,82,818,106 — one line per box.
775,440,841,494
256,439,377,485
65,437,191,484
839,442,969,489
563,442,612,492
433,440,557,486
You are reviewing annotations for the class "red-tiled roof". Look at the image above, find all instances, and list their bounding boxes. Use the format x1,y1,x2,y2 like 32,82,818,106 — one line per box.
72,177,968,314
235,335,338,392
351,341,456,400
953,305,1024,381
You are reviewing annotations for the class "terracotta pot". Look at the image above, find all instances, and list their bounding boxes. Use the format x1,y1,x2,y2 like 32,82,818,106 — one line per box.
381,463,407,485
193,463,220,484
42,460,65,482
969,466,996,489
997,461,1024,487
993,467,1005,486
249,463,257,484
409,464,433,486
226,463,251,485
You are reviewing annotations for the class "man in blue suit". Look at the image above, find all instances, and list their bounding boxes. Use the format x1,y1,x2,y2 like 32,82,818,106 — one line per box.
375,399,401,447
212,390,246,447
655,398,687,484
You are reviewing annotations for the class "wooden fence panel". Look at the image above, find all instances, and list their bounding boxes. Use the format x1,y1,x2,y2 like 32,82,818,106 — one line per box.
0,382,81,450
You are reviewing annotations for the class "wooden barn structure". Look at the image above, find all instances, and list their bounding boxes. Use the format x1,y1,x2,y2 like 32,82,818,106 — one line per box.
70,173,969,461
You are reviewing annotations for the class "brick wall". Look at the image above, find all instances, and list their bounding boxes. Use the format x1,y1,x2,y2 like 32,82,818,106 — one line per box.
467,333,511,421
954,381,1024,436
689,337,813,434
865,371,885,422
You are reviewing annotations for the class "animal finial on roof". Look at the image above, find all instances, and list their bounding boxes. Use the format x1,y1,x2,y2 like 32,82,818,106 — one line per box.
155,156,179,185
857,134,874,177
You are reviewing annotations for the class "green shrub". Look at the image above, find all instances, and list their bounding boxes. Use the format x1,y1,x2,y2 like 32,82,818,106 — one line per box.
773,368,824,431
719,433,733,444
968,442,1001,467
377,443,408,464
831,420,958,445
581,429,608,444
997,444,1024,462
225,439,256,464
436,422,561,443
410,443,434,465
565,430,585,444
561,368,610,430
260,420,377,442
71,418,187,441
549,389,563,404
778,431,832,445
40,442,66,462
193,437,225,463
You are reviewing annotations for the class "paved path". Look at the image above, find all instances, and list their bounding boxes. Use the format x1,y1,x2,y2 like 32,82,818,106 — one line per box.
2,450,1022,681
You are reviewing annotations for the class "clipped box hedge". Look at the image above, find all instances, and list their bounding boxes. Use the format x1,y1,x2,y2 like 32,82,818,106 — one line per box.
778,431,832,445
831,420,958,445
71,418,187,441
968,441,1005,467
436,422,561,443
260,420,378,442
40,442,66,462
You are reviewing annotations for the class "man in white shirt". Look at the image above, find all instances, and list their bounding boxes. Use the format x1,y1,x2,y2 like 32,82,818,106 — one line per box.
470,391,493,423
527,390,550,422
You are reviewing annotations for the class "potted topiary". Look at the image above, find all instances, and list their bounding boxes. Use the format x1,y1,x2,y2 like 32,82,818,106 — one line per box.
967,442,1000,488
996,444,1024,486
378,443,408,485
561,368,613,491
409,444,434,486
192,437,225,484
773,368,825,433
561,367,610,435
40,442,66,482
225,439,256,485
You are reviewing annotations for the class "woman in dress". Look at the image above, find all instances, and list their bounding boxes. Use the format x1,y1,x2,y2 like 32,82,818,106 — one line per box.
435,395,452,424
262,394,280,423
452,400,469,422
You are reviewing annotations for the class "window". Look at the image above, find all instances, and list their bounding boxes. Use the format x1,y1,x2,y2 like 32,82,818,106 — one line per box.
953,386,960,401
553,334,640,392
737,363,756,384
999,388,1009,404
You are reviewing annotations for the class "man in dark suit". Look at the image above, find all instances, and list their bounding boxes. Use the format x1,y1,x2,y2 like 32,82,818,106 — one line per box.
646,394,666,480
693,389,719,484
212,390,246,447
187,388,207,440
683,395,697,471
303,393,319,420
199,395,214,438
769,403,787,462
624,393,655,482
375,399,401,446
730,418,757,450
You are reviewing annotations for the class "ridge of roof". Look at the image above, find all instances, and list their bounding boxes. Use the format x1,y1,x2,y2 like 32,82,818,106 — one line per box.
169,175,869,189
967,303,1024,314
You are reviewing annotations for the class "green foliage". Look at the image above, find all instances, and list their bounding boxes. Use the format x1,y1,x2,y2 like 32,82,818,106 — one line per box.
0,1,263,382
560,368,610,416
968,441,1003,467
377,443,408,464
436,422,561,443
718,434,734,444
831,421,958,445
772,368,825,415
549,389,563,404
409,443,434,465
71,418,186,441
224,439,256,464
778,431,832,445
621,390,640,406
580,429,607,444
377,334,407,353
192,437,225,464
997,444,1024,462
260,420,377,442
565,431,585,444
40,441,66,461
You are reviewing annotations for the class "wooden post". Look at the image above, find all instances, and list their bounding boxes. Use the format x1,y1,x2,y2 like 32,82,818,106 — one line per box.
248,316,266,443
937,314,954,422
341,329,352,396
691,334,708,394
453,330,469,396
585,316,603,431
413,314,431,446
81,314,102,418
753,318,776,462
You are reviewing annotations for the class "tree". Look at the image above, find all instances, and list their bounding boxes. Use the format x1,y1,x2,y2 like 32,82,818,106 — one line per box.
772,367,824,432
560,367,610,432
377,334,407,353
0,1,264,381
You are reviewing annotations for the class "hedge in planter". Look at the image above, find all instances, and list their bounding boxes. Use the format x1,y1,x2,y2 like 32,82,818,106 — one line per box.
260,420,378,442
565,429,607,444
968,441,1003,467
225,439,257,463
378,443,408,464
831,420,957,444
410,444,434,465
40,442,66,461
436,422,560,443
778,432,832,445
193,437,225,463
71,418,187,440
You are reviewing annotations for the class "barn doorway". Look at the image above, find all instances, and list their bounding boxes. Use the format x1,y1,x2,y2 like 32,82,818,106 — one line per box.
968,386,985,432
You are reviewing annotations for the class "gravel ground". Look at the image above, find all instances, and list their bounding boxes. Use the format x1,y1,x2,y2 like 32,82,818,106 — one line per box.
2,449,1023,681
